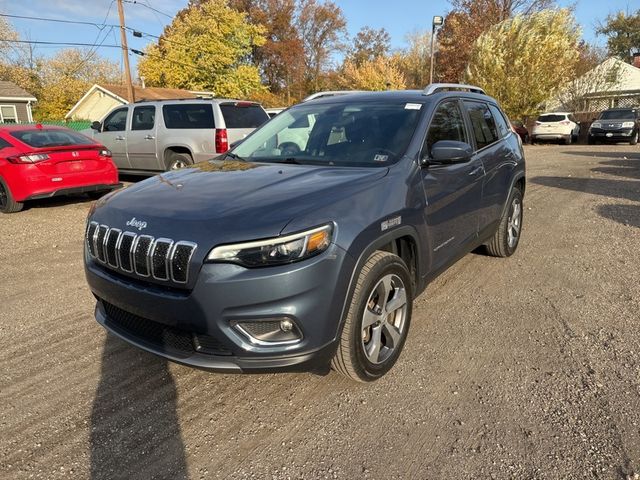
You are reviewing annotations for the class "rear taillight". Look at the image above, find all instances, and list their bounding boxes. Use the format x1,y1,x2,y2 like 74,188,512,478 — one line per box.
7,153,50,164
99,148,112,158
535,121,541,125
215,128,229,153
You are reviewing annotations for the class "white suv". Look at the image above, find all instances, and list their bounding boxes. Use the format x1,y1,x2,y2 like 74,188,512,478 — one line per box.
531,112,580,145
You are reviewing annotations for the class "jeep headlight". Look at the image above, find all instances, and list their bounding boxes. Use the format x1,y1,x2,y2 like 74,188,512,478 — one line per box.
622,121,634,128
207,224,333,267
590,122,602,129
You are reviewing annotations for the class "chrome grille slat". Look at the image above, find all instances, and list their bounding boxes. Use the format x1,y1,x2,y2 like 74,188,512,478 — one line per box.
151,238,173,280
85,222,196,284
105,229,121,268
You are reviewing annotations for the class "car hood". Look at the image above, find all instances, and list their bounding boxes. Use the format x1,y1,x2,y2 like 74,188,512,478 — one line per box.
93,159,388,244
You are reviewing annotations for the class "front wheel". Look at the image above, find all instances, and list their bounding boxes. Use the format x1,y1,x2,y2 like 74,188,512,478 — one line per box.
485,186,523,257
630,130,638,146
332,251,413,382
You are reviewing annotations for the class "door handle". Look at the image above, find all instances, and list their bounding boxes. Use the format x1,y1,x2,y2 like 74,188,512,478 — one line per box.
144,135,155,140
468,166,484,176
115,136,125,141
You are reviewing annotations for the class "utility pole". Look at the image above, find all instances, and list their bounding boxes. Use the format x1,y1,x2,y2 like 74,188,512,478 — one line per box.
429,16,444,85
117,0,135,103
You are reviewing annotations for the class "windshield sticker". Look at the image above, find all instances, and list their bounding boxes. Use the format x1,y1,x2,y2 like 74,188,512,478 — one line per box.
381,216,401,231
373,154,389,162
405,103,422,110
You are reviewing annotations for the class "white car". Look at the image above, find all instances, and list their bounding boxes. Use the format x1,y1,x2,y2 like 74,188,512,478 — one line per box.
531,112,580,145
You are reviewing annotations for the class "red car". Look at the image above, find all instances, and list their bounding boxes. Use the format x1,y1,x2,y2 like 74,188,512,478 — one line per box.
0,124,120,213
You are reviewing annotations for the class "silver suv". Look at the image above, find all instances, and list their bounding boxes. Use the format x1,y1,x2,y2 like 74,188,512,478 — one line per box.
89,99,269,173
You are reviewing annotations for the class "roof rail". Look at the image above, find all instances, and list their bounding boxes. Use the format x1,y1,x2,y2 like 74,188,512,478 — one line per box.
422,83,486,95
302,90,367,102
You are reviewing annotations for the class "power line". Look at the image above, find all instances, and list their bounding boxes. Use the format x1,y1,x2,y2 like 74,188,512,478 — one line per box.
122,0,173,18
0,13,109,29
0,39,121,48
130,48,200,70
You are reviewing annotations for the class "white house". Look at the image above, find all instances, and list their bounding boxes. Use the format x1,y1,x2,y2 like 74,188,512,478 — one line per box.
65,84,215,121
551,56,640,113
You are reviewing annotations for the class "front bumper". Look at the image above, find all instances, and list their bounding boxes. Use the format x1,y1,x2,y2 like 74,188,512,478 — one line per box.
85,244,355,373
588,128,634,141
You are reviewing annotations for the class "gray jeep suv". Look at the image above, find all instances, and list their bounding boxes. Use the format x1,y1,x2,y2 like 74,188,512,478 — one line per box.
84,84,526,382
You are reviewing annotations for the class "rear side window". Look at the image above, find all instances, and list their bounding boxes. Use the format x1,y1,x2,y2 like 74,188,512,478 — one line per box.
488,104,510,139
11,129,95,147
132,106,156,131
220,104,269,128
424,100,468,155
163,104,214,129
537,114,565,122
464,101,499,149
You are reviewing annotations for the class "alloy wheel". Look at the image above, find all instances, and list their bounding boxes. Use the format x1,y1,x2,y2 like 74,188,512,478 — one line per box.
361,274,408,364
507,197,522,248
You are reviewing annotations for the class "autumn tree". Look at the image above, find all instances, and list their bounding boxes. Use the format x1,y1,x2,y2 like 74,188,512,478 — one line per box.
338,56,406,91
393,30,432,89
597,10,640,64
296,0,347,93
436,0,553,82
347,27,391,66
35,49,120,120
138,0,266,98
465,9,580,119
229,0,305,104
0,18,41,98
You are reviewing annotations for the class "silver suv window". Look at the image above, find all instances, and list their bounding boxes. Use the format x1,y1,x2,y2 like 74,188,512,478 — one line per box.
103,108,128,132
220,104,269,128
132,106,155,131
162,104,214,129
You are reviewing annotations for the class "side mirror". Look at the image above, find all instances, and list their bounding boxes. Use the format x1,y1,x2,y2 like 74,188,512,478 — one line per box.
91,121,102,131
426,140,473,165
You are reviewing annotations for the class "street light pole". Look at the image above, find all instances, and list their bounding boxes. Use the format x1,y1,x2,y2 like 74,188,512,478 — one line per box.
429,15,444,85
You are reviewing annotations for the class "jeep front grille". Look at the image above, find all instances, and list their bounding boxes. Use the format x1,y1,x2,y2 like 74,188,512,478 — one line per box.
86,221,197,284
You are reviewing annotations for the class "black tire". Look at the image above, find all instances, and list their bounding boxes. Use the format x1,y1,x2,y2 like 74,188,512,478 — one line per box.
165,151,193,171
332,251,413,382
0,177,24,213
588,136,596,145
564,135,572,145
485,186,523,258
630,130,638,146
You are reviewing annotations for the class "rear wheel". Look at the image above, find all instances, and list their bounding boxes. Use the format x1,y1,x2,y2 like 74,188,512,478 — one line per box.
0,177,24,213
332,251,413,382
485,186,523,257
165,151,193,171
564,135,572,145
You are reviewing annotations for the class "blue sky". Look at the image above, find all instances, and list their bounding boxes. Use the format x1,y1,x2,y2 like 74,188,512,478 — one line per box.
0,0,635,79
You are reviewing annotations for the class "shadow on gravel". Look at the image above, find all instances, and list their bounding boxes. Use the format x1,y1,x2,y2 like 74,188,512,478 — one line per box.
596,204,640,228
90,334,188,480
531,176,640,203
592,159,640,180
562,150,640,160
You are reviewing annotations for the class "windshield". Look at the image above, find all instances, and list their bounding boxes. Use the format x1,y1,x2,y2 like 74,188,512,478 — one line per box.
11,129,95,148
537,114,566,123
599,110,635,120
232,101,422,167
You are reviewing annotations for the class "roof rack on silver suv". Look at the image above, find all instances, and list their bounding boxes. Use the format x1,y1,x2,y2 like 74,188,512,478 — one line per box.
422,83,486,95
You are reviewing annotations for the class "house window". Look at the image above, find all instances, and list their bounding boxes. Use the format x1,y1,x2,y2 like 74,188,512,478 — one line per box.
0,105,18,123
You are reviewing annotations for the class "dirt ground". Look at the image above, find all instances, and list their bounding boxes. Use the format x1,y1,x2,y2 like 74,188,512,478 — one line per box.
1,144,639,480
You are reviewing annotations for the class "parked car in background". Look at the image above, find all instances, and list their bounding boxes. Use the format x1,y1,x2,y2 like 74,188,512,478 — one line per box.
0,124,119,213
84,83,526,382
531,112,580,144
511,120,529,144
88,99,270,174
265,108,284,118
588,107,639,145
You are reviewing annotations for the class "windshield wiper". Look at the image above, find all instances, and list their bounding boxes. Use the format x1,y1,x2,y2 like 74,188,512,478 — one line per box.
225,152,246,161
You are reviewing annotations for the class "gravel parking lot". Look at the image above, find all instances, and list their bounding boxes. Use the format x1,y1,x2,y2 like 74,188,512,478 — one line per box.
1,144,639,479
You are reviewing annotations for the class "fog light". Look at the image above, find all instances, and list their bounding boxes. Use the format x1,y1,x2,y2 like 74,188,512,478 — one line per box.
234,317,302,345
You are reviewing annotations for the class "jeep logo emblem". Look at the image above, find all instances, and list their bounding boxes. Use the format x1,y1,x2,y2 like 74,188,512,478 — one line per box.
126,217,148,231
